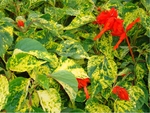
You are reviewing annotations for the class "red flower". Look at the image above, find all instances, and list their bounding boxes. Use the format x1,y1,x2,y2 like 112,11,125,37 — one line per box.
17,20,24,27
76,78,90,99
126,17,140,32
94,17,116,40
111,18,125,37
95,8,118,25
112,86,129,101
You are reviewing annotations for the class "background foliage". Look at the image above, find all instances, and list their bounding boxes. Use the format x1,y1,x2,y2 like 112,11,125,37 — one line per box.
0,0,149,112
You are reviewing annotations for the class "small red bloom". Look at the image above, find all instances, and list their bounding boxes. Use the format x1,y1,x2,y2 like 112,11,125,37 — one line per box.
112,86,129,101
126,17,140,32
111,18,125,36
76,78,90,99
17,20,24,27
94,17,116,40
95,7,118,25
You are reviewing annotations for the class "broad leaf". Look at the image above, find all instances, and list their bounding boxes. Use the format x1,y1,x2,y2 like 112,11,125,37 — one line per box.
97,34,113,59
37,89,61,113
128,86,145,109
55,57,89,78
15,38,47,52
141,0,150,13
64,13,95,30
51,70,78,104
135,62,147,80
114,100,136,112
0,24,13,57
6,53,46,72
36,74,49,90
87,55,117,96
57,40,89,59
85,99,111,113
5,77,30,112
0,75,9,111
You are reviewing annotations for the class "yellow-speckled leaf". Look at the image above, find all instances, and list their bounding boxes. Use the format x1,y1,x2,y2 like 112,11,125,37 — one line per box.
0,75,9,111
64,13,95,30
14,49,58,69
87,55,117,96
85,100,111,113
5,77,30,112
6,53,46,72
37,89,61,113
51,70,78,104
97,34,113,59
0,25,13,57
135,62,147,80
57,40,89,59
128,86,145,109
114,100,136,112
55,57,89,78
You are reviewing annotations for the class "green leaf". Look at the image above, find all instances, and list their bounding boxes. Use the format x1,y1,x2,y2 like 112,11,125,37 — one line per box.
37,89,61,113
64,13,95,30
45,7,80,21
31,17,63,37
14,49,58,69
141,0,150,13
97,34,113,59
31,91,40,107
135,62,147,80
36,74,49,90
87,55,117,96
85,99,111,113
47,0,56,6
5,77,30,112
0,75,9,111
6,53,46,72
57,40,89,59
51,70,78,104
0,24,13,57
15,38,47,52
114,100,136,112
128,86,145,109
55,57,89,78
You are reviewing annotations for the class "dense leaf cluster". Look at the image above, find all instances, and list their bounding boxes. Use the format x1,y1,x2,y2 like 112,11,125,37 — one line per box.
0,0,149,112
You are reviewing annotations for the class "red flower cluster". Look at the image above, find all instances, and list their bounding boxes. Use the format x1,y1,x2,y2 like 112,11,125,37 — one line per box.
112,86,129,101
76,78,90,100
94,8,140,50
17,20,24,28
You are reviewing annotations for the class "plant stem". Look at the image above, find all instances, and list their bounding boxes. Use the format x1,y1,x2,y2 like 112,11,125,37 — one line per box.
125,36,135,63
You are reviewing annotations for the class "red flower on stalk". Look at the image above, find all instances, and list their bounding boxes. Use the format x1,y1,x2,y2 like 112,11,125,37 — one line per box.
76,78,90,100
17,20,24,27
93,7,140,50
112,86,129,101
95,7,118,25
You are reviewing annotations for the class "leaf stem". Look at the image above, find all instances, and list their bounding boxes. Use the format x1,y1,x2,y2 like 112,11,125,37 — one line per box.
125,36,135,63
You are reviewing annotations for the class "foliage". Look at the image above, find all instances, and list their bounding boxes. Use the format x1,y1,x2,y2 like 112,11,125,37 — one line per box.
0,0,149,112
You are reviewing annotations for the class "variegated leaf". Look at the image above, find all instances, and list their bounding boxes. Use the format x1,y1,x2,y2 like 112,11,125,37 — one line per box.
128,86,145,109
37,89,61,113
114,100,136,112
51,70,78,105
85,100,111,113
6,53,46,72
64,13,95,30
87,55,117,96
57,40,89,59
5,77,30,112
0,24,13,57
0,75,9,111
55,57,89,78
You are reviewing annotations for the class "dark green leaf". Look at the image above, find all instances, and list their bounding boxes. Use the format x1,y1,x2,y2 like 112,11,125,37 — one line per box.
5,77,30,112
51,70,78,104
